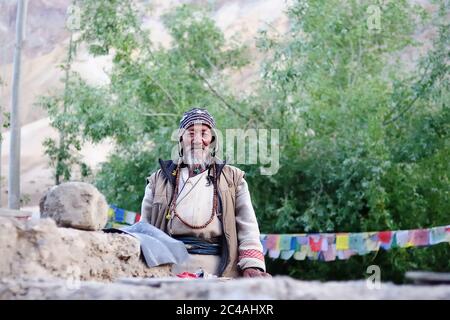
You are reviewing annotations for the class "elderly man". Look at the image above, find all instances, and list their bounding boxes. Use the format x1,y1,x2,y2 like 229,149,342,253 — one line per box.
140,108,270,278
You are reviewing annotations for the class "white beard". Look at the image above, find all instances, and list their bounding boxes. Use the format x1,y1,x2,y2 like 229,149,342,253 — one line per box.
182,145,212,172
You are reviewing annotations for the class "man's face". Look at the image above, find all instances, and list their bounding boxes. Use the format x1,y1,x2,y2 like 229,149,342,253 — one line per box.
181,123,213,165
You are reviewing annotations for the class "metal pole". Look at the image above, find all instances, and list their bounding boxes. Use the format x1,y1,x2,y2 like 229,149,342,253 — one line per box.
8,0,26,209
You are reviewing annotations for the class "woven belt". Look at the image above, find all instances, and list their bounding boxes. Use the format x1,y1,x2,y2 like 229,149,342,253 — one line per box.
173,236,222,255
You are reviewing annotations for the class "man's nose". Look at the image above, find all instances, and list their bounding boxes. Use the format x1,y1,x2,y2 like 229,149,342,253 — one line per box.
192,131,203,143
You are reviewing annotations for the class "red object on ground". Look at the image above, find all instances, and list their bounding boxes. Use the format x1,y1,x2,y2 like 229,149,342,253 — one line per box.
176,272,200,279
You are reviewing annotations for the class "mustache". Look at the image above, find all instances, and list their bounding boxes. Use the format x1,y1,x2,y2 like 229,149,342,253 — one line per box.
182,148,212,167
184,143,207,151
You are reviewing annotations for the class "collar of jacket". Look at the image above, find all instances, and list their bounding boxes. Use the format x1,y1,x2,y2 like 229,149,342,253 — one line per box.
157,158,227,186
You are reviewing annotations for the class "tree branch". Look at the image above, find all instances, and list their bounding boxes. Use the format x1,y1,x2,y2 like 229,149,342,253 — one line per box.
189,62,248,118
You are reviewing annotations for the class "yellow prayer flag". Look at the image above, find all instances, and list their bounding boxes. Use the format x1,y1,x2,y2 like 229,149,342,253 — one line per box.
336,233,350,250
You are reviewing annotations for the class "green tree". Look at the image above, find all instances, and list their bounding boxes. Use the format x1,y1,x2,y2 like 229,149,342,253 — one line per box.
43,1,249,210
39,34,92,184
248,0,449,282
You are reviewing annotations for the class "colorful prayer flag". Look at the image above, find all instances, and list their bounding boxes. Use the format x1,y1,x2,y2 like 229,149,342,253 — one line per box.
266,235,280,250
309,235,322,252
411,229,429,246
279,235,292,251
336,233,350,250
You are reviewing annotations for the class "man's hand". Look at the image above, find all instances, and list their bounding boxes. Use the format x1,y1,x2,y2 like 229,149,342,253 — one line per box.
242,268,272,278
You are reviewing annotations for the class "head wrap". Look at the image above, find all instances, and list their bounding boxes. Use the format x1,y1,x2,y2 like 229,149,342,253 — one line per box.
179,108,216,129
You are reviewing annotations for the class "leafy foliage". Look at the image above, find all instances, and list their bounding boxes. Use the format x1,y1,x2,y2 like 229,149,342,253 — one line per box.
246,0,449,281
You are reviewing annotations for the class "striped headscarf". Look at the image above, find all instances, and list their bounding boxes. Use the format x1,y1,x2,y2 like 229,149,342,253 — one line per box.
179,108,216,129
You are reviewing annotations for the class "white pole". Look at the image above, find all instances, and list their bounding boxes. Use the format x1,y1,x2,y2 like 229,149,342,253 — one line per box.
0,51,3,208
8,0,27,209
0,46,4,207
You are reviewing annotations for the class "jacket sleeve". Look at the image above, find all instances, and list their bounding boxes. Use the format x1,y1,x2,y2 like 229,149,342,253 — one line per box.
235,177,266,272
140,173,156,223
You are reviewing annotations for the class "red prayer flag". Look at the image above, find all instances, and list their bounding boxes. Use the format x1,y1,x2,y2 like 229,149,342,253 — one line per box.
378,231,392,243
309,235,323,252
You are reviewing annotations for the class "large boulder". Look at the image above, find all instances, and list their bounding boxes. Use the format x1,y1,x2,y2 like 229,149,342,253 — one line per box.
40,182,108,231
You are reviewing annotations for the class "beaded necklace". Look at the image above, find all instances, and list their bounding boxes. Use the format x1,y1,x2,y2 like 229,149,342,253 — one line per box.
168,164,218,229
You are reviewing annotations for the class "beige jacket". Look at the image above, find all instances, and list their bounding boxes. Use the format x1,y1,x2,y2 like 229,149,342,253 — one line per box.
140,159,266,277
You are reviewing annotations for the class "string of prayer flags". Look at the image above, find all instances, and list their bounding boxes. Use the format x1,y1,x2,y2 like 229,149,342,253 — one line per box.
105,205,141,228
106,205,449,262
261,224,450,262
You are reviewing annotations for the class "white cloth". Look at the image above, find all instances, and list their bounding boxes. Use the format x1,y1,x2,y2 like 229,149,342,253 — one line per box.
168,168,222,239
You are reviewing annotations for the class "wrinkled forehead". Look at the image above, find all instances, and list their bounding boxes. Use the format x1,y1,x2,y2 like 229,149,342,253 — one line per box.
185,123,212,132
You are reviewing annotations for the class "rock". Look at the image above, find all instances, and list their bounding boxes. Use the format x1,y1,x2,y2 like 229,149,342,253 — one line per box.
40,182,108,231
0,217,172,282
